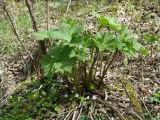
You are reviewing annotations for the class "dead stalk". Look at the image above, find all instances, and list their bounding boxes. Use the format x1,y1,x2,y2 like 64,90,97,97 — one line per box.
119,78,143,119
76,106,83,120
66,0,72,14
46,0,49,30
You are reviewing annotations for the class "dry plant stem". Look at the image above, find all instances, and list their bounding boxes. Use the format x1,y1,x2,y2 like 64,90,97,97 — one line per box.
72,110,78,120
119,79,143,119
96,98,126,120
1,3,34,60
89,103,94,120
64,110,74,120
66,0,72,14
129,110,143,120
49,104,82,120
76,106,83,120
46,0,49,30
64,104,81,120
0,81,26,105
25,0,46,55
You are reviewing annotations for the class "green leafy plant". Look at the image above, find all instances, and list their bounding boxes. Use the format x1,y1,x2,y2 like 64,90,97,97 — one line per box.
34,13,141,94
0,79,70,120
143,34,159,57
147,91,160,105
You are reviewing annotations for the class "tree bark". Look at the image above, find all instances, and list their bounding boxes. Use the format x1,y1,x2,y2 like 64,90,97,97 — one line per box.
25,0,46,55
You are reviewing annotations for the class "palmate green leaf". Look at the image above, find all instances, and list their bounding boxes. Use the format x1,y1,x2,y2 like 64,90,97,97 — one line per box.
132,39,141,51
121,38,141,55
49,24,72,42
67,34,83,47
34,31,49,40
40,54,52,67
49,23,83,42
40,54,54,77
154,92,160,98
140,48,149,56
48,45,64,58
95,32,121,52
70,47,87,62
34,29,59,40
118,26,141,56
54,59,75,74
99,16,122,31
144,34,158,44
92,12,122,31
94,32,106,52
104,32,123,51
119,26,131,38
46,45,76,74
35,23,83,42
62,18,79,27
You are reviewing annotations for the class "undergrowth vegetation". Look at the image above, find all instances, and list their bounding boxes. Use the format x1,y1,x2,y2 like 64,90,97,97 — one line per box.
35,13,141,94
0,0,159,120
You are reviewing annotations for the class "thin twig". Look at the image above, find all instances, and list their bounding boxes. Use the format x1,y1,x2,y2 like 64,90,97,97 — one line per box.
1,2,34,60
64,110,74,120
46,0,49,30
95,98,127,120
76,105,83,120
49,105,81,120
139,96,153,119
72,109,78,120
66,0,71,14
89,103,94,120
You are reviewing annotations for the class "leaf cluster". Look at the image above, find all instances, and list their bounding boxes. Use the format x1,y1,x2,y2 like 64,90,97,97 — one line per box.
34,14,141,93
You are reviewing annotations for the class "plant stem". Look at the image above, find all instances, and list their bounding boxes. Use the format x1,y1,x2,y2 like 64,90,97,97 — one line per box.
89,52,98,80
99,50,118,88
46,0,49,30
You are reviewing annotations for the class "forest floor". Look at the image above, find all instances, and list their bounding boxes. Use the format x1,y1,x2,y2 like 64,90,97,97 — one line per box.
0,1,160,120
